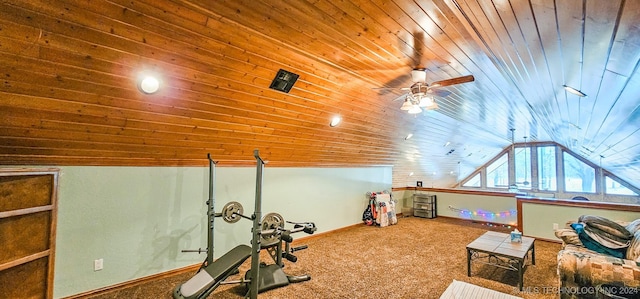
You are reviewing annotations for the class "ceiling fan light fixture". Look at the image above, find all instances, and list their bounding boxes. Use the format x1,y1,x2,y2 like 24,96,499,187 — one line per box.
410,68,427,83
407,105,422,114
563,85,587,97
400,99,413,110
418,96,435,108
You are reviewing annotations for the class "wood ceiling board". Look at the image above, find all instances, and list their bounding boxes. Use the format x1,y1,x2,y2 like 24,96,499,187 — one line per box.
2,0,640,188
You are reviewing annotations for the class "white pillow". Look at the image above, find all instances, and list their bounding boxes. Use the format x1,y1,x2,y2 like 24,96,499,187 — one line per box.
626,219,640,234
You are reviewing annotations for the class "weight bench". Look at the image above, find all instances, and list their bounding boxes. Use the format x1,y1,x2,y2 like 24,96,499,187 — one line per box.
173,244,252,299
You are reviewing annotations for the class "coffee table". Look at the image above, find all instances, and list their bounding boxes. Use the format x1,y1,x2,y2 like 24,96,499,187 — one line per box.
466,231,535,291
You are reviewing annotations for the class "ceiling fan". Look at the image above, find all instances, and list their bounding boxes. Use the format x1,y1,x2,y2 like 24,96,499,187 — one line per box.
390,69,475,114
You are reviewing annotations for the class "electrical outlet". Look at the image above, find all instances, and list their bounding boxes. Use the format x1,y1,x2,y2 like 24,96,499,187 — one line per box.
553,223,559,230
94,258,103,271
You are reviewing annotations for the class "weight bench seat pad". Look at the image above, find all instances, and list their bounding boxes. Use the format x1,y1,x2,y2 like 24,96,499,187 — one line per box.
177,245,252,298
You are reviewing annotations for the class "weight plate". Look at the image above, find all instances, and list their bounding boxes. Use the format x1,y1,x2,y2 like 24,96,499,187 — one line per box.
260,212,284,244
221,201,243,223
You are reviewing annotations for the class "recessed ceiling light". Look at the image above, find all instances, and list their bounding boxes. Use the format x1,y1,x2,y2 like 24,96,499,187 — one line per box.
405,133,413,140
138,75,160,94
563,85,586,97
329,116,341,127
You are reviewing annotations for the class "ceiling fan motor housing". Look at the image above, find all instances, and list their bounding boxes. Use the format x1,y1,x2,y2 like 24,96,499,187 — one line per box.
410,68,427,83
410,83,428,96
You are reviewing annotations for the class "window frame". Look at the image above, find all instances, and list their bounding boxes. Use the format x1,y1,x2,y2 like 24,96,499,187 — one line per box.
456,142,640,203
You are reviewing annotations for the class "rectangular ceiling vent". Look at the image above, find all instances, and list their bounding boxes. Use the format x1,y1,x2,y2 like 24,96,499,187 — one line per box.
269,69,299,93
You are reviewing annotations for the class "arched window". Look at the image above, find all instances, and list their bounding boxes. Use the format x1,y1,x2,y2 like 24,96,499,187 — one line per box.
457,142,640,204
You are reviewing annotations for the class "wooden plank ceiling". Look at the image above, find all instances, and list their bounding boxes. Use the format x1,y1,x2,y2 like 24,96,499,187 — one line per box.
1,0,639,188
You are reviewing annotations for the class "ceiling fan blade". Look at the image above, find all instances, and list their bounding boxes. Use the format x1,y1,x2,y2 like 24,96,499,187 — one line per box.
373,73,411,94
373,32,429,94
430,75,475,88
411,32,425,69
428,89,451,97
392,93,408,102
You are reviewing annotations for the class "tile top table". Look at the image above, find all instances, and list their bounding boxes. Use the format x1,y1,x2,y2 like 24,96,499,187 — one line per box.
466,231,535,291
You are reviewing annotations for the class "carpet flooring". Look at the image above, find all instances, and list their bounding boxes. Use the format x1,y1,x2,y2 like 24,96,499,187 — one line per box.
87,217,562,299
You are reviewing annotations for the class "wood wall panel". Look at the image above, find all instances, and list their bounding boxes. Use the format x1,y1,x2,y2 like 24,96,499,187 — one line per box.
0,212,51,265
0,257,48,299
0,175,52,211
0,169,58,299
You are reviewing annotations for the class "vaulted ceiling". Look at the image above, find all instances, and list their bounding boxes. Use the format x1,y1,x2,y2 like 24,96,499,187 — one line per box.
1,0,639,188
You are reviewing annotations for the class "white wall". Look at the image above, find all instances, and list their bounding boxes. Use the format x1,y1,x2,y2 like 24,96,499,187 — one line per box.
396,189,517,225
53,165,391,298
395,189,640,242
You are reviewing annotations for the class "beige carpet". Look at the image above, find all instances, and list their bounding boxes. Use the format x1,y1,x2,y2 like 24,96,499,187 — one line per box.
88,217,562,299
